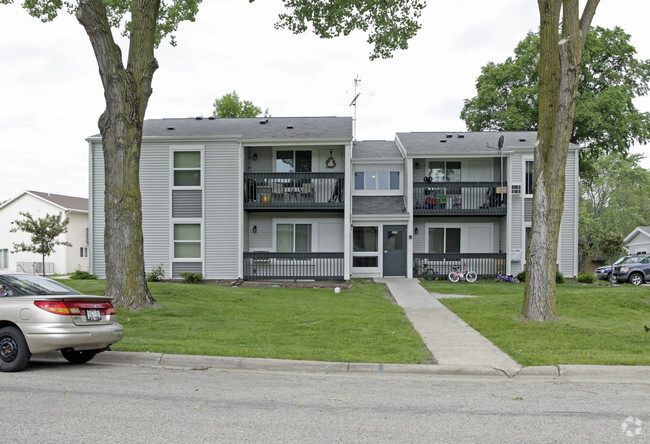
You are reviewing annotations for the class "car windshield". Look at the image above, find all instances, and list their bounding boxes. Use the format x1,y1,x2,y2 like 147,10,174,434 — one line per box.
621,256,645,265
0,274,80,296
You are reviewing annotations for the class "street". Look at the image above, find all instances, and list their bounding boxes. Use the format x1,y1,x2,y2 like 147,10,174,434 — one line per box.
1,357,648,443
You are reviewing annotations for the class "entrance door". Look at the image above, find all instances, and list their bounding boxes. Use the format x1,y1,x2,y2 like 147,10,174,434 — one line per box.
383,225,407,277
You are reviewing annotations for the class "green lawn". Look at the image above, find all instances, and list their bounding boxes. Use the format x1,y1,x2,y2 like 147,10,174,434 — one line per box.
420,280,650,366
60,279,433,364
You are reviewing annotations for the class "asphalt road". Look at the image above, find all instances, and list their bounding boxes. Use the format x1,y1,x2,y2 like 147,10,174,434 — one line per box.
2,358,648,443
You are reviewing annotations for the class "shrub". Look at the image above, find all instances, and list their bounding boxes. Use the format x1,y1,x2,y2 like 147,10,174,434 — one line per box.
69,270,97,280
577,271,596,283
516,270,526,282
180,272,203,284
147,264,165,282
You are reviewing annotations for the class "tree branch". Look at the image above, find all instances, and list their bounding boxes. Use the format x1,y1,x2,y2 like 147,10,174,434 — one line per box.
579,0,600,48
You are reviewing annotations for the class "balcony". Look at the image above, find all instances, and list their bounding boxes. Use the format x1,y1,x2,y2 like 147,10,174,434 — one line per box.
243,252,344,280
413,182,507,216
413,253,506,279
244,173,344,210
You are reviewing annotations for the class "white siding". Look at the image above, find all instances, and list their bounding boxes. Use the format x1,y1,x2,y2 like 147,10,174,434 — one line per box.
559,149,578,277
204,141,241,278
90,143,106,278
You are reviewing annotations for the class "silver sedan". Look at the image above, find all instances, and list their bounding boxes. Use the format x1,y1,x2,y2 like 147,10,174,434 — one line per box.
0,273,123,372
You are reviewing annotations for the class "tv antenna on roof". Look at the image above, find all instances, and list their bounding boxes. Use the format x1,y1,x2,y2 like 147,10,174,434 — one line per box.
486,135,506,203
349,75,361,140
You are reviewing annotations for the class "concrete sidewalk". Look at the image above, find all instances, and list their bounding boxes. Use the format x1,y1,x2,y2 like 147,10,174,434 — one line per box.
376,278,522,377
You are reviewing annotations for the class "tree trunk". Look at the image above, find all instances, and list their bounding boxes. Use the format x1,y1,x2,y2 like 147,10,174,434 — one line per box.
77,0,160,310
523,0,598,321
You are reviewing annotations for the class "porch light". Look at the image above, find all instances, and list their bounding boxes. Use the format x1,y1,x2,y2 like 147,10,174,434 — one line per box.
253,225,257,234
414,227,418,235
415,162,419,169
253,153,258,161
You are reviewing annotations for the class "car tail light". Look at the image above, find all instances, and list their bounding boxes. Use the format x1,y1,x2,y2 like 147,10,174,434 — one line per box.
34,301,116,316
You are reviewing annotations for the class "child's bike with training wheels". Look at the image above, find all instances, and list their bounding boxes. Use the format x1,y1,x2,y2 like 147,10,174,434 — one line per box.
494,273,520,283
448,264,477,283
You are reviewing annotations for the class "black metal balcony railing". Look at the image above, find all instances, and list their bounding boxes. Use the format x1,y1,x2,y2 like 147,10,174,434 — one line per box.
244,173,344,209
413,182,507,215
243,252,344,281
413,253,506,279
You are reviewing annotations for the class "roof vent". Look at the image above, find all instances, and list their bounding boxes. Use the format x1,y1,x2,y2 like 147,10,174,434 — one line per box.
286,125,294,129
195,116,203,120
259,119,269,125
208,116,215,120
167,126,175,131
446,134,453,138
457,134,465,138
519,138,526,142
440,139,447,143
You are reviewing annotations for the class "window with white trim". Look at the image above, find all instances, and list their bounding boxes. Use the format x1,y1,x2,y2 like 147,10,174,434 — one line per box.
80,247,88,258
525,160,534,195
174,224,201,258
354,171,400,190
352,227,379,267
428,161,461,182
276,150,312,173
173,151,201,187
276,224,312,253
428,228,460,253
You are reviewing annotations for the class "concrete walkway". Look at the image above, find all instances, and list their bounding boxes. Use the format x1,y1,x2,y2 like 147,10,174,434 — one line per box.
376,278,522,377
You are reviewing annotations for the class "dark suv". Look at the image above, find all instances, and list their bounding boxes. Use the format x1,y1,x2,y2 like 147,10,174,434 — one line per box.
613,255,650,285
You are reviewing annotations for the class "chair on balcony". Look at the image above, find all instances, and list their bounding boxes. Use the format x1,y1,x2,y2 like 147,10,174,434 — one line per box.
301,182,313,199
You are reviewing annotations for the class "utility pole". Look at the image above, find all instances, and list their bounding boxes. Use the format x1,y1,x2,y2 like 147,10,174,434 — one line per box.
349,75,361,140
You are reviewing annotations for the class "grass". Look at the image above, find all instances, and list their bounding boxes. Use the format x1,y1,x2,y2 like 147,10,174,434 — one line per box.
60,279,433,364
419,279,650,366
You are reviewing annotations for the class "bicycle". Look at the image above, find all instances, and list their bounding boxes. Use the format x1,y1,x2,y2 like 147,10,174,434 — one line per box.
413,261,436,281
448,264,477,283
494,273,520,283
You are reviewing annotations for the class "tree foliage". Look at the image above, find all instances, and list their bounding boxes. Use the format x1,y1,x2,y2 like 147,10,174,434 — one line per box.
10,211,71,275
461,25,650,175
212,91,268,118
579,153,650,264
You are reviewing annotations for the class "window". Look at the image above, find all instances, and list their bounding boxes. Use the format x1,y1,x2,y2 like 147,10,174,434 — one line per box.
354,171,400,190
428,228,460,253
79,247,88,258
276,151,312,173
428,161,461,182
352,227,379,268
276,224,312,253
174,151,201,187
525,161,534,194
0,249,8,269
174,224,201,258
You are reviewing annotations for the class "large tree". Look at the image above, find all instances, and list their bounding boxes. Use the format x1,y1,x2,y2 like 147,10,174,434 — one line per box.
523,0,599,321
3,0,425,310
212,91,268,118
461,25,650,177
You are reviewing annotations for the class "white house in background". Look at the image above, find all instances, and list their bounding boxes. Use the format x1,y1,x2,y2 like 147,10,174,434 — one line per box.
623,227,650,255
0,191,89,274
87,117,579,281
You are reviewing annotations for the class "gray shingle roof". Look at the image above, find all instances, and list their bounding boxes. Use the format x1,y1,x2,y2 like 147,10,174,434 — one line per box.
27,191,88,212
353,141,403,159
352,196,406,215
396,131,538,156
100,116,353,141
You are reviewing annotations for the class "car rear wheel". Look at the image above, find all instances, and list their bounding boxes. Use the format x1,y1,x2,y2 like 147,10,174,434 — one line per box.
628,272,644,286
0,326,31,372
61,349,98,364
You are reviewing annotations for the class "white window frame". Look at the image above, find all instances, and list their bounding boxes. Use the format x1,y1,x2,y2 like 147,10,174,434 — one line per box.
171,147,204,190
272,220,315,253
0,248,8,269
352,226,380,269
425,222,494,254
273,148,313,173
523,157,534,197
172,220,203,261
352,166,403,196
427,160,462,182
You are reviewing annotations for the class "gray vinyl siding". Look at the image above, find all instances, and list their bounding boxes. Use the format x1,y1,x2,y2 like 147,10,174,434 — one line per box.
204,141,241,278
247,212,344,252
559,150,578,277
90,143,106,278
412,217,501,253
141,143,171,277
172,190,202,218
173,262,202,277
524,198,533,222
509,154,524,274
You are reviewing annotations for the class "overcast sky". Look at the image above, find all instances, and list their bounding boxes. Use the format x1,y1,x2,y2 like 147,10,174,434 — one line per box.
1,0,649,202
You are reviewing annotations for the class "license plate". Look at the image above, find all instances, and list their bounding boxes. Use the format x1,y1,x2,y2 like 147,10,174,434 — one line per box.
86,309,101,321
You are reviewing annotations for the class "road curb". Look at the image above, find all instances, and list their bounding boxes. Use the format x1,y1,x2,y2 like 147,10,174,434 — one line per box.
36,351,650,381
